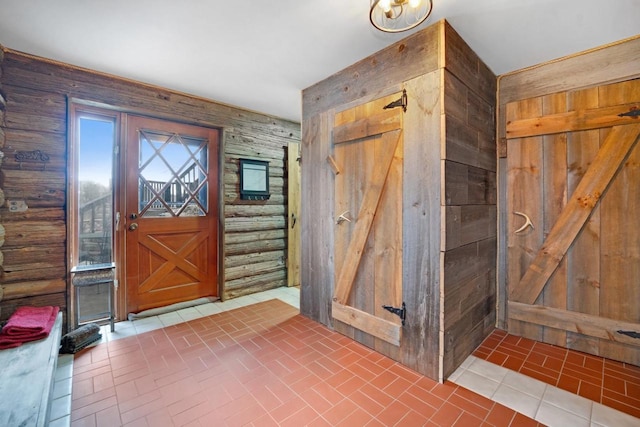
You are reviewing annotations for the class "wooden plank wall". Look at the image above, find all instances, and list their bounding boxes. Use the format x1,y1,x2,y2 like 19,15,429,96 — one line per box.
302,22,442,379
504,81,640,365
496,36,640,354
0,48,300,330
301,20,497,381
301,21,440,314
440,25,497,379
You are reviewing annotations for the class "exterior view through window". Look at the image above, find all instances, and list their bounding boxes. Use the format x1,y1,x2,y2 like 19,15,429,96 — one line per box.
138,129,208,218
72,111,116,325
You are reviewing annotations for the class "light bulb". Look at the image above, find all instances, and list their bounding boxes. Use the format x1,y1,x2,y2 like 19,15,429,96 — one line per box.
409,0,421,7
378,0,392,12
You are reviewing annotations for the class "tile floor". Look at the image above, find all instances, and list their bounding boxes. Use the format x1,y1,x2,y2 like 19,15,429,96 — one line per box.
472,329,640,419
51,287,640,426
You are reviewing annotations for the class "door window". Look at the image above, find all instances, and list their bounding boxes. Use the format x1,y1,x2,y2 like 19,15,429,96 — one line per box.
138,130,209,217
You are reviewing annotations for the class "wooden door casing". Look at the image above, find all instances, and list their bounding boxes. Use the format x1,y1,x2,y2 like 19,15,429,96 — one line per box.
505,79,640,364
331,92,404,346
125,116,219,314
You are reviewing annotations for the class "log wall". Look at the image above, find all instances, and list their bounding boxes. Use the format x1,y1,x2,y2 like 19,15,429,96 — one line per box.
0,47,300,330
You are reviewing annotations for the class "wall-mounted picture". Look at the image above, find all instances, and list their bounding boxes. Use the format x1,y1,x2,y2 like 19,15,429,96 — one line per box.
239,158,270,200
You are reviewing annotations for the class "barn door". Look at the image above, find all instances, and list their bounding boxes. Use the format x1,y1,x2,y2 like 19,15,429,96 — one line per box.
331,91,405,346
506,79,640,364
287,142,301,288
124,115,219,314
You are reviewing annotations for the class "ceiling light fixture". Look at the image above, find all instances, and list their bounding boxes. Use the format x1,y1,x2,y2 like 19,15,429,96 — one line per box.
370,0,433,33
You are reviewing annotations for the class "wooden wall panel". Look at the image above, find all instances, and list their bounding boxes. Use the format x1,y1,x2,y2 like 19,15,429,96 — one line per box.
302,23,439,119
441,53,496,378
541,93,568,347
565,87,601,354
302,20,497,382
506,96,558,343
300,111,334,326
498,36,640,108
2,130,66,172
3,85,66,133
501,77,640,366
496,36,640,330
443,161,496,206
598,80,640,364
396,73,442,378
0,47,300,329
443,21,496,105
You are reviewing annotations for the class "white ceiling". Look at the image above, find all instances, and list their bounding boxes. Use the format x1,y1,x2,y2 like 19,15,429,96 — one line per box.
0,0,638,122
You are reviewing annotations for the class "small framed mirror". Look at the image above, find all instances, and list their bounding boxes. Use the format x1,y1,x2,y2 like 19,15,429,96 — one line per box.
239,158,270,200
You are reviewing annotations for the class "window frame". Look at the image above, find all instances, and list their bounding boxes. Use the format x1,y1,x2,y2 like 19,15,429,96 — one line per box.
68,103,121,328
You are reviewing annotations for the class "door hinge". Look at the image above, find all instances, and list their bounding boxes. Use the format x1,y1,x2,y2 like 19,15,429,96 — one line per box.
383,89,408,113
618,107,640,118
382,302,406,325
618,330,640,339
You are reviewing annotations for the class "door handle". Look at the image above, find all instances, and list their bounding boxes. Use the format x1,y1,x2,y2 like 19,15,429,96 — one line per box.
513,211,534,234
128,223,138,231
336,211,352,225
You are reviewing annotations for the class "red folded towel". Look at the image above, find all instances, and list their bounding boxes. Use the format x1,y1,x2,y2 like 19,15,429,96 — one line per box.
0,306,60,349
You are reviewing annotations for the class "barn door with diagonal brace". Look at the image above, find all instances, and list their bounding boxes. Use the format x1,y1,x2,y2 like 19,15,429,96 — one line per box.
505,79,640,363
331,91,405,346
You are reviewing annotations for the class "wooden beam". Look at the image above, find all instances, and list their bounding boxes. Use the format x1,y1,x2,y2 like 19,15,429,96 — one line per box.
509,302,640,348
333,130,401,305
332,302,401,346
498,35,640,107
510,123,640,303
506,102,640,139
0,279,66,300
333,109,402,144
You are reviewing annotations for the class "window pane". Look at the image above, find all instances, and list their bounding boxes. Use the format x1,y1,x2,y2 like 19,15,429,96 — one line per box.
138,130,208,217
78,117,115,265
77,282,111,323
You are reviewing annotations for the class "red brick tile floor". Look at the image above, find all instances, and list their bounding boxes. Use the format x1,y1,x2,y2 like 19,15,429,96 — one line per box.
71,299,542,427
473,328,640,419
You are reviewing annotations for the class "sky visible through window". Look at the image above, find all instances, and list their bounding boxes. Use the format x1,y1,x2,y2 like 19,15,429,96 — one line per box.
77,117,208,191
78,117,115,188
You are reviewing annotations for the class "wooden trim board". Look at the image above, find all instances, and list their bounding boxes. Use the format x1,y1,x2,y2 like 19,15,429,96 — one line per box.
332,302,401,346
509,301,640,348
507,102,640,139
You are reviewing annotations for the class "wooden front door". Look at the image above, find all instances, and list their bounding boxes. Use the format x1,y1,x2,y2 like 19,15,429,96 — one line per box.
125,116,219,314
331,92,404,346
505,79,640,364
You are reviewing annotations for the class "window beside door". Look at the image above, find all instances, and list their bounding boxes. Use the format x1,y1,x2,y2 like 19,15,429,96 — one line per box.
70,107,118,325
